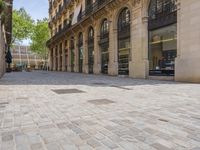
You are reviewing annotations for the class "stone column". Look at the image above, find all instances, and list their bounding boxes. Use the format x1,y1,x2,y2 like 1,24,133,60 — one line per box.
93,25,101,74
175,0,200,82
53,47,56,71
67,39,72,72
62,41,66,71
129,7,148,79
74,36,79,72
49,48,53,71
108,18,118,76
83,32,89,73
57,43,62,71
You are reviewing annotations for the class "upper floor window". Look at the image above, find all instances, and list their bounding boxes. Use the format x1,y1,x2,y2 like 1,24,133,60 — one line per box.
149,0,177,20
118,8,130,32
100,19,109,37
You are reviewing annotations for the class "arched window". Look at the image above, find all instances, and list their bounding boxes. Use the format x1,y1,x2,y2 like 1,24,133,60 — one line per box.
78,33,83,73
100,19,109,74
100,19,109,39
148,0,177,76
118,8,131,75
118,8,130,32
88,27,94,41
88,27,94,74
148,0,177,30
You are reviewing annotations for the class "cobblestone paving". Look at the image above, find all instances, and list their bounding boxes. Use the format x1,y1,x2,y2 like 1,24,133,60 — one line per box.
0,71,200,150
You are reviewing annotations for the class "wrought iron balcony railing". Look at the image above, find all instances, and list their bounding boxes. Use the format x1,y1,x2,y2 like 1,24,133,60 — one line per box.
47,0,112,46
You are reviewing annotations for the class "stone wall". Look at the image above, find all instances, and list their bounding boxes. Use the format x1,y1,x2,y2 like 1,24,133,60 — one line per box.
0,23,6,78
175,0,200,83
48,0,200,83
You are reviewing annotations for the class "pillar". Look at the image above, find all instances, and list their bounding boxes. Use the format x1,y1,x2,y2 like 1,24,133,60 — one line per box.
53,47,56,71
175,0,200,82
74,36,79,72
129,6,148,79
108,16,118,76
83,31,89,73
93,25,101,74
62,41,66,71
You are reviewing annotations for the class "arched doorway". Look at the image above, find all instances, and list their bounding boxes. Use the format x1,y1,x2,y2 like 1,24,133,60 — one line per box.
117,8,131,75
148,0,177,76
88,27,94,74
99,19,109,74
78,33,83,73
70,37,75,72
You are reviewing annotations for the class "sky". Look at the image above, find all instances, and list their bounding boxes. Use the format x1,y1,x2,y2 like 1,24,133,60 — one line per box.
13,0,49,45
14,0,49,20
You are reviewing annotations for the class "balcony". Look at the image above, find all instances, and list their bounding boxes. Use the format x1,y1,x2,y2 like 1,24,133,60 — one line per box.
47,0,114,46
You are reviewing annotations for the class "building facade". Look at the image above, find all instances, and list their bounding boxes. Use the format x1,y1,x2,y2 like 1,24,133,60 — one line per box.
47,0,200,83
0,0,13,78
11,45,44,71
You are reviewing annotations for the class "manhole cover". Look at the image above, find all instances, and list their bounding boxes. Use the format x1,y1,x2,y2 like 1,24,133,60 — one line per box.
52,89,85,94
88,99,115,105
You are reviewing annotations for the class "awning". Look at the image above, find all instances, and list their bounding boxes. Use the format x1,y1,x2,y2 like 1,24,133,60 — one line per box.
71,4,82,25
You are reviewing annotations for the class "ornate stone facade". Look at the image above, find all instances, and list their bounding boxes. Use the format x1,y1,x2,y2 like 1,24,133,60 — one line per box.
47,0,200,83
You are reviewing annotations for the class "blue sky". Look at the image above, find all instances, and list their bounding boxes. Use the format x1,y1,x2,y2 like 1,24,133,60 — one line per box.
13,0,49,45
14,0,49,20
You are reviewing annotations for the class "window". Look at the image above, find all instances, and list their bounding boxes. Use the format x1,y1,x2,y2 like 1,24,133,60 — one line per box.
148,0,177,76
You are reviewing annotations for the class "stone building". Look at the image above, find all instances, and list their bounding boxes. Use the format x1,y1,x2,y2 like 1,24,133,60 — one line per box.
47,0,200,83
0,0,13,78
11,45,44,71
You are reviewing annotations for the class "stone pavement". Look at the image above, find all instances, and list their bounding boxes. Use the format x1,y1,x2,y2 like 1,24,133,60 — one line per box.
0,71,200,150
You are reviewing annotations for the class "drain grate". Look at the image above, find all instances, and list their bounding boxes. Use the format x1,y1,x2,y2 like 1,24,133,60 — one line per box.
158,119,169,122
0,102,9,105
88,99,115,105
52,89,85,94
0,102,9,109
92,83,107,85
111,85,132,90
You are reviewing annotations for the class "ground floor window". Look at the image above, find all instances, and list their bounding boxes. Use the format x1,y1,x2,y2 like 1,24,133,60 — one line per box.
118,37,130,75
100,44,109,74
149,24,177,76
88,46,94,74
79,46,83,73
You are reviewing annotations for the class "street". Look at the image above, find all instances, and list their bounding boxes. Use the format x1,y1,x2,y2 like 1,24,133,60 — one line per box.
0,71,200,150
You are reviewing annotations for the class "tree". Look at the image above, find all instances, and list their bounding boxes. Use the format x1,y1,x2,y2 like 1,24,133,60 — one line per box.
12,8,34,43
30,18,50,58
0,0,6,15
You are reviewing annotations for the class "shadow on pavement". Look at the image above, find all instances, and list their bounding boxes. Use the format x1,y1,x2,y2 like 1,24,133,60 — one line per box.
0,71,181,86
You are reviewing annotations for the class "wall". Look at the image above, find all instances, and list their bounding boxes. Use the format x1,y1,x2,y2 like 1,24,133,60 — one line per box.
0,23,6,78
175,0,200,83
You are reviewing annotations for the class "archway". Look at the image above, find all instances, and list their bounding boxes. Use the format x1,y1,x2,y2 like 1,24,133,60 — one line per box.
117,7,131,75
148,0,177,76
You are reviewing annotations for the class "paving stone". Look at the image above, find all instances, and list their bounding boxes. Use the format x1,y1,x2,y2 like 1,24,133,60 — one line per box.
87,139,102,148
31,143,43,150
2,134,13,141
0,71,200,150
151,143,172,150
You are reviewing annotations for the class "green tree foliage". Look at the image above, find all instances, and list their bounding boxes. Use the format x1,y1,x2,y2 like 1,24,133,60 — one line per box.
30,18,50,58
12,8,34,43
0,0,6,15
